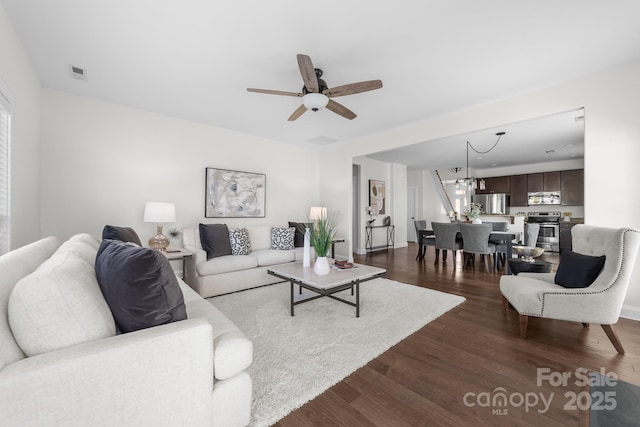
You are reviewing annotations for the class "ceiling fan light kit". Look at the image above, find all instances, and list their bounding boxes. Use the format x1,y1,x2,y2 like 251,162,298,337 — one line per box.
247,54,382,121
302,93,329,111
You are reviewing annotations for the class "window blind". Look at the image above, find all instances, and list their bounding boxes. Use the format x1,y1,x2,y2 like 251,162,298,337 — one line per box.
0,89,11,255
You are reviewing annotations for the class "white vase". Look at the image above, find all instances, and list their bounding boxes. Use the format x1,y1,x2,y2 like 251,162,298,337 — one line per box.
303,228,311,268
472,217,482,224
313,256,330,276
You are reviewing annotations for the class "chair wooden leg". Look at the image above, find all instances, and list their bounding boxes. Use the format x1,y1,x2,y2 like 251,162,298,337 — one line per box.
434,248,439,262
582,322,590,328
601,324,625,354
501,295,508,315
483,254,491,273
442,250,448,262
519,315,528,338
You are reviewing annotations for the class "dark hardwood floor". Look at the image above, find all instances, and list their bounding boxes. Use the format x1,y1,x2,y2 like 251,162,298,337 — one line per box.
276,244,640,426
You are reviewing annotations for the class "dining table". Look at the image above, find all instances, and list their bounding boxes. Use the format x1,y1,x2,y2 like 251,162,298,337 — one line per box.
417,229,518,274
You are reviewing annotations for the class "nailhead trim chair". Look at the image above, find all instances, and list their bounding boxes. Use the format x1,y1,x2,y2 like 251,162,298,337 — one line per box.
500,224,640,354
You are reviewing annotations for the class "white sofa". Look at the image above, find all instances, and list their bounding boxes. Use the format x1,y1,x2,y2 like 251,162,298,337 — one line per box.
0,234,253,426
183,225,314,298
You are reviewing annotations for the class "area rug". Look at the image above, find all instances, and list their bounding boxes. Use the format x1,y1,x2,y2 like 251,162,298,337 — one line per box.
209,278,465,427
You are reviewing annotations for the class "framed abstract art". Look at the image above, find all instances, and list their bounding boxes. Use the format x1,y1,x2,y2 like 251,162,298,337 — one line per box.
205,167,266,218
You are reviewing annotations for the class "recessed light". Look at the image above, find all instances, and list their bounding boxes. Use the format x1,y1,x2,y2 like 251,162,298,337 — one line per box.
565,143,575,147
477,156,483,160
491,163,497,167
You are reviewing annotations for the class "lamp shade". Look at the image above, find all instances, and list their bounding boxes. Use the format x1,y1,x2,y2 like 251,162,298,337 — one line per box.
143,202,176,223
309,206,327,220
302,93,329,111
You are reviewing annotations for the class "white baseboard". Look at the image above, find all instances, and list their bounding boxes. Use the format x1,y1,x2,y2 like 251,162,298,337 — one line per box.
620,305,640,321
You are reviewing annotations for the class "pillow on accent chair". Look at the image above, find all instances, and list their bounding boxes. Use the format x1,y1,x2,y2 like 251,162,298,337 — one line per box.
102,225,142,246
288,221,311,248
271,227,295,250
95,239,187,333
199,223,232,259
229,227,252,255
554,250,606,288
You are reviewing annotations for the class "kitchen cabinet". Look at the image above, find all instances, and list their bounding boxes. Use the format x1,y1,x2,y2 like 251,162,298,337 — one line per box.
527,172,561,192
510,174,528,206
561,169,584,205
559,222,576,253
476,176,511,194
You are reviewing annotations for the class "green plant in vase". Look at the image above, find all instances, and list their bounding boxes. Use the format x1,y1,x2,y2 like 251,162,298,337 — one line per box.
464,202,484,222
308,208,337,276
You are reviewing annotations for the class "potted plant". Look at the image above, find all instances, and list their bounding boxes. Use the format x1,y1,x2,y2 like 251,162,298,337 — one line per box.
308,209,337,276
464,202,484,224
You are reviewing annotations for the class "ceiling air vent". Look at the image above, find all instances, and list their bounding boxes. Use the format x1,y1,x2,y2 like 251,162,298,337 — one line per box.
68,65,87,81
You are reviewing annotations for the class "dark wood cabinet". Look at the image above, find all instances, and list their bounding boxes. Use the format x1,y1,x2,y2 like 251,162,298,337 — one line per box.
561,169,584,205
476,176,511,194
510,174,528,206
559,222,576,253
528,172,560,192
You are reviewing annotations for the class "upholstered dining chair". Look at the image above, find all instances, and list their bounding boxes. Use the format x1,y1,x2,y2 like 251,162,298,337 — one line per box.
431,222,463,264
414,220,437,261
489,222,510,270
459,223,497,273
500,225,640,354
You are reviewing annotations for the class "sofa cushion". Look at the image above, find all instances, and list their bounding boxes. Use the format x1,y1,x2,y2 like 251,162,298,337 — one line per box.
197,254,258,276
271,227,295,250
251,249,295,267
95,240,187,333
229,227,252,255
555,250,606,288
8,251,116,357
102,225,142,246
200,224,232,259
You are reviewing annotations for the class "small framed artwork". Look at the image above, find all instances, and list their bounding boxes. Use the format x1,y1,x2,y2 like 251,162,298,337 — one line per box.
369,179,385,214
205,167,266,218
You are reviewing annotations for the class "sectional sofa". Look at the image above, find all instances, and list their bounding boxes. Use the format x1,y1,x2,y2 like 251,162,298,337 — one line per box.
0,233,253,426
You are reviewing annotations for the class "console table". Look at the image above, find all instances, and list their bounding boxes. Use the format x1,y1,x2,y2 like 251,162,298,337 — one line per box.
365,225,394,252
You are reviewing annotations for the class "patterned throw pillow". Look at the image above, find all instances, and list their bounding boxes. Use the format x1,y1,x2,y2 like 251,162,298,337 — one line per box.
271,227,295,250
229,227,252,255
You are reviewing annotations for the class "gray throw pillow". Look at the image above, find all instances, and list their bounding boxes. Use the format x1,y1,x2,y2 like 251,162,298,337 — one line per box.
102,225,142,246
95,239,187,333
199,223,232,259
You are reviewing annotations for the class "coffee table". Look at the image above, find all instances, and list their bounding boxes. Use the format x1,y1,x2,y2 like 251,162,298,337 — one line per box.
267,261,386,317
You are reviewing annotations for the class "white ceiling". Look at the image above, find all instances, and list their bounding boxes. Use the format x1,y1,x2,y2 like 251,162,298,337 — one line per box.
367,108,585,171
2,1,640,149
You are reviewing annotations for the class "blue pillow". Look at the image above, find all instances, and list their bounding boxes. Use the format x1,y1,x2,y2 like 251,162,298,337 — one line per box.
554,250,606,288
95,239,187,333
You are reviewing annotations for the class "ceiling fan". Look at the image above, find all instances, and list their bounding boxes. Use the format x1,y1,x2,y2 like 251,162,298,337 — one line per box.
247,54,383,121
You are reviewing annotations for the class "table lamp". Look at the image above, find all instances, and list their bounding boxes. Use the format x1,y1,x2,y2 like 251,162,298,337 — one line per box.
143,202,176,252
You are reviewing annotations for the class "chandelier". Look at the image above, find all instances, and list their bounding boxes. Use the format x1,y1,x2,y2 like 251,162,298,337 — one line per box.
455,132,506,191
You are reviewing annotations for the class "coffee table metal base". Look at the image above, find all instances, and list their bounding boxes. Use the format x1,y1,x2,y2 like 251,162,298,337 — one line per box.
269,271,384,317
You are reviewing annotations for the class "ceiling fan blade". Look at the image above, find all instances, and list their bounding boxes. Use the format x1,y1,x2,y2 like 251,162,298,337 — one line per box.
326,100,357,120
247,88,302,97
323,80,383,97
288,104,307,121
297,54,318,93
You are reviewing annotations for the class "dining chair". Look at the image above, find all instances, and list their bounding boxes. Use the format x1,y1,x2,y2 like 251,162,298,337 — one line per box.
413,220,437,261
431,222,463,263
489,222,510,270
459,223,496,273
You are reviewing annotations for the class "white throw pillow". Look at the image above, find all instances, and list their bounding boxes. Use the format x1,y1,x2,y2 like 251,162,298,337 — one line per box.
8,252,116,357
229,227,252,255
271,227,295,250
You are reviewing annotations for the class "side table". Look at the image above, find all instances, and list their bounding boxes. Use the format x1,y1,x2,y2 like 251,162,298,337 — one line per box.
163,248,193,280
508,258,552,275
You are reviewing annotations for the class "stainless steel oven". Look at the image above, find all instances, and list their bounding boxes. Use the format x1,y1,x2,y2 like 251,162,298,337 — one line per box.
527,211,561,252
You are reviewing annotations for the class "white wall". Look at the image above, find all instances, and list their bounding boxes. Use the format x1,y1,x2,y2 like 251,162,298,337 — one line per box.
40,89,320,242
320,60,640,317
0,4,42,249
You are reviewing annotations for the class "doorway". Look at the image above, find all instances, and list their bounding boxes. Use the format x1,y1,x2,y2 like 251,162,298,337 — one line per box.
407,186,417,242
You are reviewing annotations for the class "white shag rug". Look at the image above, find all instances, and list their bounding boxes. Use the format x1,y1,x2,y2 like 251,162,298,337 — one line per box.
209,278,465,427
